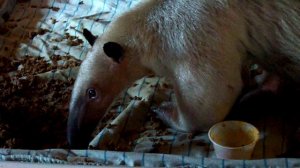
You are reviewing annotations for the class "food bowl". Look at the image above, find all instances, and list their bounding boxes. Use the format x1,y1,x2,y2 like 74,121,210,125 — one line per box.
208,120,259,160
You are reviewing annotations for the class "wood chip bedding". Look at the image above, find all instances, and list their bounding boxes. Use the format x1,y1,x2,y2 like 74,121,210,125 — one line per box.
0,0,300,167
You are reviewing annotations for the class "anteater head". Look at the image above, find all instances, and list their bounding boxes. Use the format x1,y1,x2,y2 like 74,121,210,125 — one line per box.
67,21,152,147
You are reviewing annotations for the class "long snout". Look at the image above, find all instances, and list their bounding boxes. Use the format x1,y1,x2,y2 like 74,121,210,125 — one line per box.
67,108,83,148
67,98,92,148
67,95,106,148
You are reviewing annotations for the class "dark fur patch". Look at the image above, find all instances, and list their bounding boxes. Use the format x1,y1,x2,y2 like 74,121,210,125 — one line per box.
103,42,124,63
83,28,97,46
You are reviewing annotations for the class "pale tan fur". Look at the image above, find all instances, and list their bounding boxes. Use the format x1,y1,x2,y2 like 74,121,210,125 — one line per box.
68,0,300,146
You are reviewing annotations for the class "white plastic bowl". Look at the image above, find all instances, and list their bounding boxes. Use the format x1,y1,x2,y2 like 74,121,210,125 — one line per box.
208,120,259,160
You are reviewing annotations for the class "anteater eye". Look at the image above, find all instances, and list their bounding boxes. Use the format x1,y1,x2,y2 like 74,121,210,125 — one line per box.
87,88,97,99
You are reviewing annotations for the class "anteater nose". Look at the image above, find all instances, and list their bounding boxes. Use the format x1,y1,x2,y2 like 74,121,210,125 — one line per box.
67,120,77,148
67,115,81,148
67,118,91,148
67,111,99,148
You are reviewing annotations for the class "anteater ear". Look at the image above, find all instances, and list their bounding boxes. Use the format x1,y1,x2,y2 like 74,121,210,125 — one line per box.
103,42,124,63
83,28,97,46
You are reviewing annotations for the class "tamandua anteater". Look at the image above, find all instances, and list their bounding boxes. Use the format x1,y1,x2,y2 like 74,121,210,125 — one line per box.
67,0,300,147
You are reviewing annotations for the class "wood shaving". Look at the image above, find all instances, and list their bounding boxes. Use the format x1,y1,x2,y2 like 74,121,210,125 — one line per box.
0,55,81,149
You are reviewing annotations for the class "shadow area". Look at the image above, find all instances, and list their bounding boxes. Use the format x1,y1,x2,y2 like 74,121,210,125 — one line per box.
228,85,300,158
0,0,79,149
